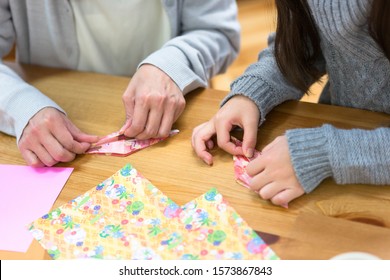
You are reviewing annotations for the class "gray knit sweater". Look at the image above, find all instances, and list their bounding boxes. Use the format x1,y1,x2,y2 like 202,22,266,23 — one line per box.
222,0,390,193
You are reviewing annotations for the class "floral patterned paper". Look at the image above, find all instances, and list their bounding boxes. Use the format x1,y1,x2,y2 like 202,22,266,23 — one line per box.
232,138,261,188
28,163,278,260
86,129,179,156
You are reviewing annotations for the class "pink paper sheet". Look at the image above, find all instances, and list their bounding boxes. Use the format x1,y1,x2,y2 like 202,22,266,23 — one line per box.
0,165,73,252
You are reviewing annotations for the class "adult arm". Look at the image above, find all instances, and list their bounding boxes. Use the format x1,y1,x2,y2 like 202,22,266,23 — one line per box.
0,0,65,141
141,0,241,94
122,0,241,139
0,1,98,166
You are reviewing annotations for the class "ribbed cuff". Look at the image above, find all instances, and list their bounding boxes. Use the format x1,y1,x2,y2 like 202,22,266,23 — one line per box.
221,75,279,125
140,45,207,95
286,126,333,193
7,86,65,143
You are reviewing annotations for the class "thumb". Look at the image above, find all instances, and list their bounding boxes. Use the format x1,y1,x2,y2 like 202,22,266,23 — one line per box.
120,118,132,134
241,119,258,158
121,84,136,134
67,122,99,144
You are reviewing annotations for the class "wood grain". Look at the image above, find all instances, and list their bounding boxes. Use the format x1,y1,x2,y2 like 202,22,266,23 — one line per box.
1,63,390,260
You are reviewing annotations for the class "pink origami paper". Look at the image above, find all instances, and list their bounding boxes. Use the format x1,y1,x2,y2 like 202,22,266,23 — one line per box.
0,165,72,252
232,138,261,188
86,129,179,156
28,163,279,260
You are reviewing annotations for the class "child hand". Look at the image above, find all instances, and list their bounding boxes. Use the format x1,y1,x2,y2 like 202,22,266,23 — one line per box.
192,95,260,165
246,135,305,207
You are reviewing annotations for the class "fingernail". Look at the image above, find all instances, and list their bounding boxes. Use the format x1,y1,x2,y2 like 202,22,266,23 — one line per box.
245,148,254,158
120,119,131,134
281,203,289,209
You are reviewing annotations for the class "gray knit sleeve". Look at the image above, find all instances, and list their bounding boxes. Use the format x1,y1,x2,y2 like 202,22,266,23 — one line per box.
221,32,326,125
286,124,390,193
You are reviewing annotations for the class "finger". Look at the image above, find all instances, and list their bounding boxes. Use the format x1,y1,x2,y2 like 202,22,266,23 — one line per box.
193,136,214,165
53,123,95,154
257,182,286,200
215,120,242,155
21,149,45,167
120,118,132,134
270,188,304,208
72,131,100,144
124,102,149,138
192,123,216,165
262,136,281,153
246,156,266,177
206,139,215,150
157,112,175,138
137,108,163,139
157,100,182,138
19,133,57,166
241,117,259,158
122,87,136,132
40,133,77,162
28,144,58,167
172,97,186,123
247,166,270,192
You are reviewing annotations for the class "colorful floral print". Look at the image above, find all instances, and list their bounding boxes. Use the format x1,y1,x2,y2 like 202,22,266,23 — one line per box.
28,164,279,260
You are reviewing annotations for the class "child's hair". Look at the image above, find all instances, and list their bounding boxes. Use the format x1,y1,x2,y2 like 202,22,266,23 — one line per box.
274,0,390,94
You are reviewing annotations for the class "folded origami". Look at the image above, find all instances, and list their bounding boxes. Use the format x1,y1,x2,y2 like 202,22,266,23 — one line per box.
28,163,278,260
86,129,179,156
232,138,261,188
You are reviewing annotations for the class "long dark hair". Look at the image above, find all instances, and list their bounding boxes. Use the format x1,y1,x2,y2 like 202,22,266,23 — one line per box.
274,0,390,93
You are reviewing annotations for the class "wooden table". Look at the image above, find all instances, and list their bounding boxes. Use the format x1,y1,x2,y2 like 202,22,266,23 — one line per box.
1,63,390,260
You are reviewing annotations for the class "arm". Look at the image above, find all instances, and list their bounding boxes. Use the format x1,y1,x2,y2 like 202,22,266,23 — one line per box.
192,31,319,162
287,125,390,193
223,32,326,125
209,32,327,160
141,0,241,94
122,0,240,139
0,63,66,141
0,1,64,141
0,2,98,166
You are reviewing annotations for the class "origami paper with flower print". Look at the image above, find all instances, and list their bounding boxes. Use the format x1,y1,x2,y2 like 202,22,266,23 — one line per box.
28,163,279,260
232,137,261,188
86,129,179,156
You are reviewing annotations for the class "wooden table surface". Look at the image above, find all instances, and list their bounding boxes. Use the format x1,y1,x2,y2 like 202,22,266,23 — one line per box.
1,63,390,260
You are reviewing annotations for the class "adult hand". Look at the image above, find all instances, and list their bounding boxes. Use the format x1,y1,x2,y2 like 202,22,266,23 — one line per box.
192,95,260,165
18,107,99,167
246,135,305,208
121,64,186,139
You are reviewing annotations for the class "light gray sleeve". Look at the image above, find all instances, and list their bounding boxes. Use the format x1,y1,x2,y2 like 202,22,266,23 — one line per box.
0,0,14,59
0,1,64,142
286,124,390,193
0,64,65,142
140,0,240,94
